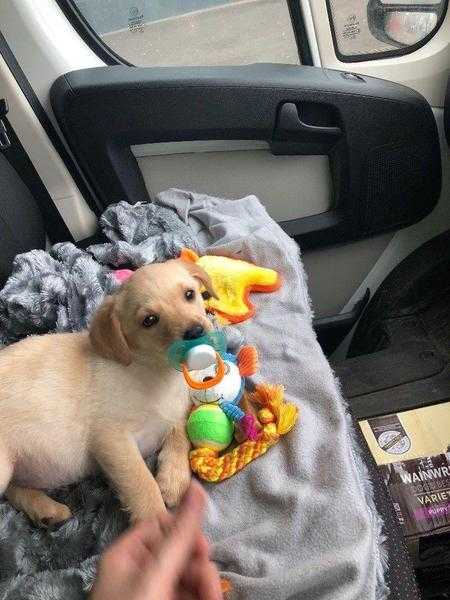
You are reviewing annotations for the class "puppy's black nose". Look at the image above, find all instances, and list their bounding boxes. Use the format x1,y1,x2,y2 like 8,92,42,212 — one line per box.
183,325,204,340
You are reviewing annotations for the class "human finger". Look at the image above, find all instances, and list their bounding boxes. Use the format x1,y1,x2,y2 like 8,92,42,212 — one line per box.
153,481,207,585
181,555,223,600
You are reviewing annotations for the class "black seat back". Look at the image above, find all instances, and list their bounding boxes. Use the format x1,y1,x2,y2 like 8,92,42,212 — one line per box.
0,152,45,287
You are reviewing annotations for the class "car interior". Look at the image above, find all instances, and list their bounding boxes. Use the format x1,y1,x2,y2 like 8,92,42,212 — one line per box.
0,1,448,598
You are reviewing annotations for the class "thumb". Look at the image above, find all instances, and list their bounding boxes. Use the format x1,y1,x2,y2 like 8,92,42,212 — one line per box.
152,481,207,588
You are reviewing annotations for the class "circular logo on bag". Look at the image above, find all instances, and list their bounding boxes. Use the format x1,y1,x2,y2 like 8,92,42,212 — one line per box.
377,430,411,454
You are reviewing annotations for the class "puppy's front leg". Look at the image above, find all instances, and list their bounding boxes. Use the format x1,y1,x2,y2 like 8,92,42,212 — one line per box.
156,422,191,508
92,429,165,522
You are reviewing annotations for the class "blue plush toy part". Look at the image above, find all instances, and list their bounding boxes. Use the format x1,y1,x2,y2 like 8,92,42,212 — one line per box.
220,396,245,421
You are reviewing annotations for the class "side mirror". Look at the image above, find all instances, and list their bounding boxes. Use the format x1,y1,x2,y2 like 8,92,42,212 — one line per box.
368,0,445,48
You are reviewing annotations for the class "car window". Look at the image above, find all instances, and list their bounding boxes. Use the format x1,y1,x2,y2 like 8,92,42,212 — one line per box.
326,0,448,61
71,0,300,67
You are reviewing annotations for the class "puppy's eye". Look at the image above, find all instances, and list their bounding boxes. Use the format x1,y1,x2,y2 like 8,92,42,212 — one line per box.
185,289,195,301
142,314,159,328
202,291,212,300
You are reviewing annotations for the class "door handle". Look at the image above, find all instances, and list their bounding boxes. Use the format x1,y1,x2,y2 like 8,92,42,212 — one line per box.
275,102,341,140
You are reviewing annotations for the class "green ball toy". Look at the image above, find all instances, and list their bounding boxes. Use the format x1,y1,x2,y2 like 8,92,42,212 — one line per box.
187,404,234,451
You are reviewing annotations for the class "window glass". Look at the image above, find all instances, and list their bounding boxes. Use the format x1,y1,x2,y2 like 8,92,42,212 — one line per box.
72,0,300,66
326,0,447,60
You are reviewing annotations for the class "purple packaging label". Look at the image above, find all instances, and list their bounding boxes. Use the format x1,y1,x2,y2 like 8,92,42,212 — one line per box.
414,503,450,521
379,453,450,537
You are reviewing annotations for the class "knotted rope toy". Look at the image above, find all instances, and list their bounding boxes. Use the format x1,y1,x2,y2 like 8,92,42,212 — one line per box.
190,383,298,482
168,331,298,483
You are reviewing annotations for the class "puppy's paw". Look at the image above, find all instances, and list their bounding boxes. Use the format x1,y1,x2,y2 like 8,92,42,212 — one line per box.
35,501,72,528
156,461,191,508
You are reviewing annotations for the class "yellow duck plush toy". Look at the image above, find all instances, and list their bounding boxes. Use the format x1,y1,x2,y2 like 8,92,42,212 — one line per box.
180,248,281,324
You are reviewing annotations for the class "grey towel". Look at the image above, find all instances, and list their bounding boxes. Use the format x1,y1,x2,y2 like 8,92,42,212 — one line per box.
0,191,387,600
161,190,388,600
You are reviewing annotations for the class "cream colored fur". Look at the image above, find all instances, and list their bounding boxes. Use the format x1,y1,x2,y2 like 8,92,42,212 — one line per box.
0,258,215,525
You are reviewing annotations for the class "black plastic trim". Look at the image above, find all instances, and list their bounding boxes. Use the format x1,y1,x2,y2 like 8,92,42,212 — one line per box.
445,75,450,146
0,30,103,216
50,64,441,250
287,0,313,66
279,211,343,249
55,0,131,67
325,0,448,64
314,289,370,356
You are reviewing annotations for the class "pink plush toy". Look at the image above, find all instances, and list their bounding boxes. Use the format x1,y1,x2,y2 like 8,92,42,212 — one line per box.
113,269,134,284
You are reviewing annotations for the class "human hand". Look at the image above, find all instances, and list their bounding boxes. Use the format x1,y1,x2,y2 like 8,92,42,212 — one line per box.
89,481,223,600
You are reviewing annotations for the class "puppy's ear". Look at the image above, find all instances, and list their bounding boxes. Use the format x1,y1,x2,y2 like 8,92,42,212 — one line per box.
180,260,218,300
89,295,132,366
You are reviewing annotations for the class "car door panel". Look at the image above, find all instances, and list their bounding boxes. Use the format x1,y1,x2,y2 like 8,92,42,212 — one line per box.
51,63,441,251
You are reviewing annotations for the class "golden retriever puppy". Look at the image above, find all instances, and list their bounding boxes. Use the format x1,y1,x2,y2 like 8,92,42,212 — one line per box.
0,258,215,526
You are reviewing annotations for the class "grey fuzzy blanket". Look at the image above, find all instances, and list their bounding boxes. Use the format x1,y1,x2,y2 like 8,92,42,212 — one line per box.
0,200,199,345
0,190,388,600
